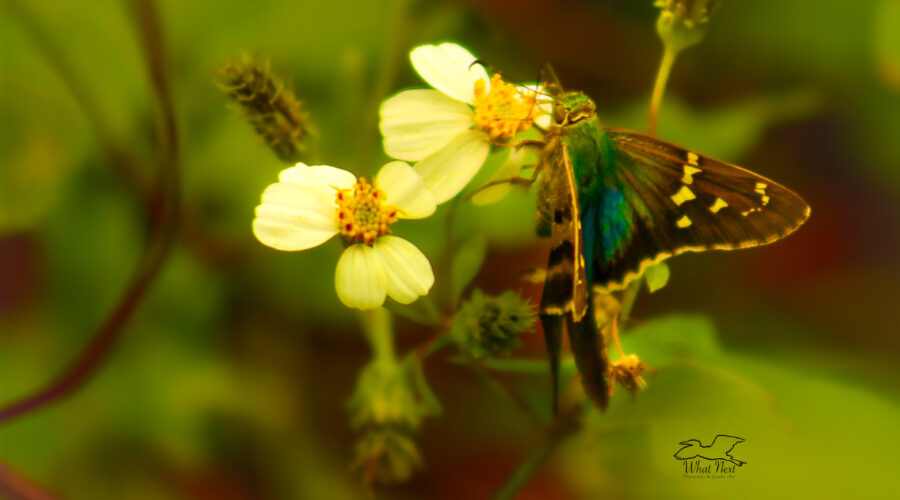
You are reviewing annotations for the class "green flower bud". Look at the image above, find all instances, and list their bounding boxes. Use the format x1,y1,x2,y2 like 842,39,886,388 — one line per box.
452,289,536,358
655,0,719,53
347,356,439,431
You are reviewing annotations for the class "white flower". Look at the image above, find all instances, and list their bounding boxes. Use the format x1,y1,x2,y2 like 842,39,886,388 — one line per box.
253,161,437,310
380,43,546,203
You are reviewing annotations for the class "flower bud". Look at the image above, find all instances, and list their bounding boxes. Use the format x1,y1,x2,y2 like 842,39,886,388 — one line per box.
610,354,651,398
452,289,536,357
352,428,423,484
215,55,311,163
655,0,720,53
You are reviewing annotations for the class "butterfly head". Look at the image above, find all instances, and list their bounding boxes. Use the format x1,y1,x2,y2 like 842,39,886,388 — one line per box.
551,91,596,127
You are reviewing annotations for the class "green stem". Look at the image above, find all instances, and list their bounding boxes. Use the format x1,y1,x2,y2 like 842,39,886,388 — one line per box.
362,308,396,367
443,195,463,309
619,279,642,322
648,46,678,136
358,0,409,171
468,355,546,433
490,404,581,500
491,439,558,500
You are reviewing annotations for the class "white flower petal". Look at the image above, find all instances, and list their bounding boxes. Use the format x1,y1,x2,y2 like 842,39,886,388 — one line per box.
410,43,489,104
280,163,357,191
252,167,343,251
380,89,474,161
375,161,437,219
335,244,388,309
516,84,552,129
373,236,434,305
414,130,490,203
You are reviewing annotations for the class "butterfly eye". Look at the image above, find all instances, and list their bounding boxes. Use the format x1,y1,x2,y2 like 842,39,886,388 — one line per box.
553,105,568,124
568,105,594,124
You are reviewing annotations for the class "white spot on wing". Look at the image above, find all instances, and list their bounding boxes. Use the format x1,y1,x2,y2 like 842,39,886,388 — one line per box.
676,215,692,228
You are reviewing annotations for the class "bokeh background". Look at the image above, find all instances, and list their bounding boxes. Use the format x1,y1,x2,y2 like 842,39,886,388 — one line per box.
2,0,899,498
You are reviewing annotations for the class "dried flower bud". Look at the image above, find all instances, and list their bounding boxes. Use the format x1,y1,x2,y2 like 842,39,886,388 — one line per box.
655,0,720,53
215,55,311,163
347,356,440,485
352,428,423,485
452,289,536,358
609,354,651,398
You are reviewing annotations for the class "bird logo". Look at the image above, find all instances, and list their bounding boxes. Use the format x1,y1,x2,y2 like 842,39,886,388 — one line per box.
674,435,747,466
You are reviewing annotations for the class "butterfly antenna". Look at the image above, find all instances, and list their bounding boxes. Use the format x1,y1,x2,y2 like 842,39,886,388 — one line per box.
469,58,498,73
539,63,563,92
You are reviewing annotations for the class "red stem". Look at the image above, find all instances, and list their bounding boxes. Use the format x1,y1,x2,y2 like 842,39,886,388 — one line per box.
0,0,179,425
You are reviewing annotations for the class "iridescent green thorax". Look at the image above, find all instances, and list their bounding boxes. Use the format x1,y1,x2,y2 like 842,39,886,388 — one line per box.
555,92,634,277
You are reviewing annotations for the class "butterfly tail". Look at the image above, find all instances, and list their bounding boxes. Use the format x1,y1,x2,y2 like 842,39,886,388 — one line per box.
539,312,563,415
565,305,610,411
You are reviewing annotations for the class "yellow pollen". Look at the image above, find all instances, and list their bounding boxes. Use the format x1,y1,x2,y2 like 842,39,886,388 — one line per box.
334,177,399,245
472,74,537,141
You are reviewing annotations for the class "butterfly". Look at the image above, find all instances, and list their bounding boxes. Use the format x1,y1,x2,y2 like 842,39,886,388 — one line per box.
532,71,810,411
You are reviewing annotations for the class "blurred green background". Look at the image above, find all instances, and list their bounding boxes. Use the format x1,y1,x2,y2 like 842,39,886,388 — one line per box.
1,0,899,498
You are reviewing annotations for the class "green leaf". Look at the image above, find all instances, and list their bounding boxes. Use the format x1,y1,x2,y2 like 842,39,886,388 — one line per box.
451,236,487,300
619,314,722,365
607,92,821,162
876,0,900,90
643,262,670,293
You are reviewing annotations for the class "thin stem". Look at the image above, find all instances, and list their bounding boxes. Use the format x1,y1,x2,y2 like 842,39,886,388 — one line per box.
468,355,546,433
491,438,557,500
361,308,396,367
357,0,409,170
491,401,582,500
443,195,463,309
413,330,452,360
0,459,59,500
0,0,179,425
619,279,642,323
609,314,625,359
0,0,151,196
648,46,678,136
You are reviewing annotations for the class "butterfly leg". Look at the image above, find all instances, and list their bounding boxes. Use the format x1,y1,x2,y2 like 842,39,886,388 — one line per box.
515,139,546,150
465,162,545,201
470,138,546,194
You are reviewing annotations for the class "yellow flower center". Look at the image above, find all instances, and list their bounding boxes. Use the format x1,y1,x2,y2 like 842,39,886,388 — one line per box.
335,178,399,245
472,74,537,141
